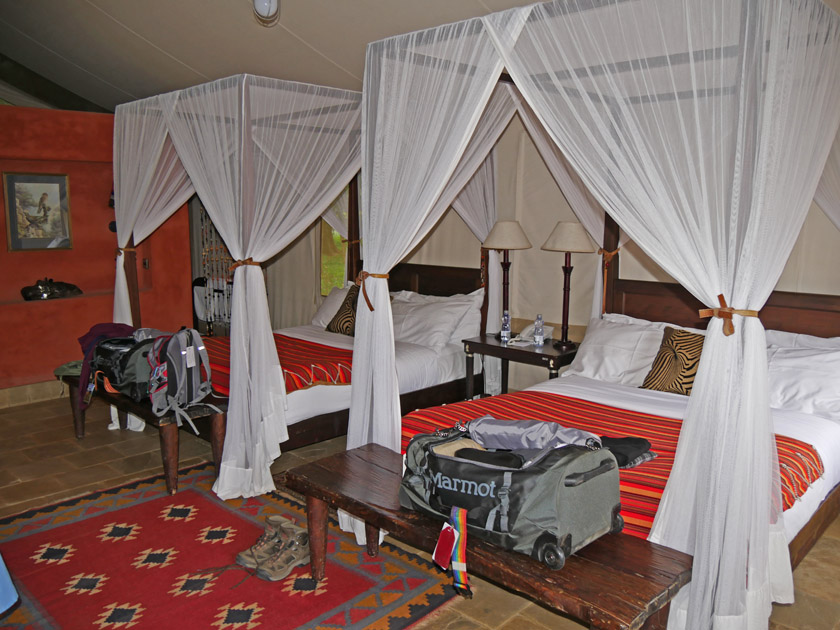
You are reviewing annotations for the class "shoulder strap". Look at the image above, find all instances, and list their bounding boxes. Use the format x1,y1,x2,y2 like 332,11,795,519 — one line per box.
188,329,214,401
149,334,174,415
167,331,189,402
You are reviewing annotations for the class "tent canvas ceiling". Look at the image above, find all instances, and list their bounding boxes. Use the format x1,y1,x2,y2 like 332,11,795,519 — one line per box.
3,0,838,113
0,0,540,112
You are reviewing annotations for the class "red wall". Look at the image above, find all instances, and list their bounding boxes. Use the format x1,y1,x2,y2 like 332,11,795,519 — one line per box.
0,106,192,387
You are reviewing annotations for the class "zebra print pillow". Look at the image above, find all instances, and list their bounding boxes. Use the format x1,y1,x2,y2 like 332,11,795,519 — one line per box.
640,326,705,395
326,285,360,336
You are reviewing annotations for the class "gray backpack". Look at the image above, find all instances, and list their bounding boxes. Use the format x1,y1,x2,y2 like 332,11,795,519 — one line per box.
148,328,218,432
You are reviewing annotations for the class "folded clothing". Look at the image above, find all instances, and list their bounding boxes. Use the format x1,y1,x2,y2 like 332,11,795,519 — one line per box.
599,436,653,468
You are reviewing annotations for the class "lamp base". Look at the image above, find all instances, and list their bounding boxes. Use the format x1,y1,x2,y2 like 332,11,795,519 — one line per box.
552,339,578,352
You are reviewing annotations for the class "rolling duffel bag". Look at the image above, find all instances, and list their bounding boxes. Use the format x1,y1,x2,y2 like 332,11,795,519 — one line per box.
399,415,623,571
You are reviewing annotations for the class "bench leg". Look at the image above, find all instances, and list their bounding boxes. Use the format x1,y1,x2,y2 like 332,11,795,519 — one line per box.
210,411,226,478
159,423,179,495
365,523,379,558
67,382,86,439
307,496,329,581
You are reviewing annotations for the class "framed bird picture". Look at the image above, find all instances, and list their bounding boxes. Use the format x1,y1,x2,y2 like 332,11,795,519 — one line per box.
3,172,72,251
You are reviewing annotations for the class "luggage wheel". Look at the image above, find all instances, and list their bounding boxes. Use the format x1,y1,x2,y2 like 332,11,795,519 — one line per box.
533,533,570,571
610,505,624,534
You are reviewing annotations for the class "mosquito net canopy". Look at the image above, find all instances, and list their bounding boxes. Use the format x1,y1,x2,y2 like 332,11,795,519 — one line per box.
349,2,840,628
113,74,362,499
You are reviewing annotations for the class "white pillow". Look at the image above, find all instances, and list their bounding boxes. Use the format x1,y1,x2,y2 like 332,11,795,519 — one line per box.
602,312,666,329
390,290,420,302
312,285,351,328
765,329,840,351
603,312,706,336
390,287,484,344
391,287,480,304
448,288,484,343
767,345,840,420
391,299,470,350
564,317,666,386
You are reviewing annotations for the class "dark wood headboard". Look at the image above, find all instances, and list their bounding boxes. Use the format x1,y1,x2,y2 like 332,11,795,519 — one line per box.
389,262,483,295
602,215,840,338
345,173,488,333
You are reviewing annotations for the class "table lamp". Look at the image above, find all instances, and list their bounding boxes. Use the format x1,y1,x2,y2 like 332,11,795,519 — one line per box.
541,221,596,351
483,220,532,331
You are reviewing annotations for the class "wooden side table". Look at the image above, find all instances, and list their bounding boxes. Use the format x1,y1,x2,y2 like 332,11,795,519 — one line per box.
462,334,577,398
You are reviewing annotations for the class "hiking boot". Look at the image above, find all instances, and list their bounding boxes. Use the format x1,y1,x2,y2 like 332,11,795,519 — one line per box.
264,515,295,538
235,516,296,569
255,531,310,582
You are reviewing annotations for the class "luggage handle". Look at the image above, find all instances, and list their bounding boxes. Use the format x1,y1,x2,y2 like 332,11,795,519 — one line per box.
563,458,616,487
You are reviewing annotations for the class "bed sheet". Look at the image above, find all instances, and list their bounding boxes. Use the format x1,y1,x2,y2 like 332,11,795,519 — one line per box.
527,375,840,542
276,325,476,426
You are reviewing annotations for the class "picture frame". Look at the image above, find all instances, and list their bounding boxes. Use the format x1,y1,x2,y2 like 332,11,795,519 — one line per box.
4,172,72,251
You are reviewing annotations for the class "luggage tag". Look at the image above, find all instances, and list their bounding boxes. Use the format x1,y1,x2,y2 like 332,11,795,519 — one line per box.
185,346,196,369
432,522,459,569
83,372,96,404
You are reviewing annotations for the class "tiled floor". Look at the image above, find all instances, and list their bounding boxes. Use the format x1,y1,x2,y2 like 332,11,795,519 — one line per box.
1,396,839,629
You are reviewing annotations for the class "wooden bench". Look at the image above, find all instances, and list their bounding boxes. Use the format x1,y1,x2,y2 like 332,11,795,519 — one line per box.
280,443,692,630
61,375,227,495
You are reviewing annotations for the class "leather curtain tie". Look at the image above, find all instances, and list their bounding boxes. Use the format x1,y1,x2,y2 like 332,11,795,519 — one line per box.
341,238,360,245
356,270,389,311
597,248,620,314
115,246,135,257
699,294,758,336
229,258,261,273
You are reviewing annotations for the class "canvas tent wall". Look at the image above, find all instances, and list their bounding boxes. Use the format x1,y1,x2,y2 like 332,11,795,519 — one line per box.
347,2,840,629
112,74,363,500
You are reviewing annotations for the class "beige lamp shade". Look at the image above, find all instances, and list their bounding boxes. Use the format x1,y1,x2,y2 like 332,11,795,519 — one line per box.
541,221,596,253
483,220,532,250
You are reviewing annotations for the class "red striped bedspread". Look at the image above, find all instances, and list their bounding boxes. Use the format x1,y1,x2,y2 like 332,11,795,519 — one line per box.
203,334,353,396
401,391,824,540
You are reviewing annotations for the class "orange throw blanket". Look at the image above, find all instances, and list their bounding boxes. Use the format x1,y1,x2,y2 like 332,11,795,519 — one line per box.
401,391,823,539
203,334,353,396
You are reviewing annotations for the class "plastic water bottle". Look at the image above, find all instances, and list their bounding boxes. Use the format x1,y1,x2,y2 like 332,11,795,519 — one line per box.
533,314,545,347
500,310,511,343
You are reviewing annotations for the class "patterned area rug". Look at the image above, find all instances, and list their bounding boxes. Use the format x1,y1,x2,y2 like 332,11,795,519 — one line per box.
0,464,454,629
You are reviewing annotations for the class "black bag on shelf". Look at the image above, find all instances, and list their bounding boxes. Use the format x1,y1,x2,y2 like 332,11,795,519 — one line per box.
21,278,83,300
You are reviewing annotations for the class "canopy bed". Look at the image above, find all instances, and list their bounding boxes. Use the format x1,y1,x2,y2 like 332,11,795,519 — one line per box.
397,269,840,626
202,260,489,450
112,75,364,501
346,2,840,629
404,212,840,563
111,73,498,501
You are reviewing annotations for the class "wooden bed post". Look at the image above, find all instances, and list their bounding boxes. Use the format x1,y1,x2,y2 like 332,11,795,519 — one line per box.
124,236,142,327
347,172,361,283
601,214,620,314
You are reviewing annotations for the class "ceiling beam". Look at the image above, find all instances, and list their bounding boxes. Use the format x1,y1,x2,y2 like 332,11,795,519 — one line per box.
0,53,110,113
